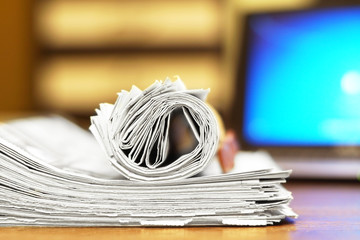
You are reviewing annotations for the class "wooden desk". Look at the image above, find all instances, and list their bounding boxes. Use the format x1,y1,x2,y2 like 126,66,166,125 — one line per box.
0,182,359,240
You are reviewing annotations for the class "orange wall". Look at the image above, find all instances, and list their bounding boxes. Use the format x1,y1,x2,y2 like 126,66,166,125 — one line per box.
0,0,33,111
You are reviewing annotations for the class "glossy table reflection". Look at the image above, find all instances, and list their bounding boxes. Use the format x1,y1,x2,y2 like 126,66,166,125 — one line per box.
0,182,359,240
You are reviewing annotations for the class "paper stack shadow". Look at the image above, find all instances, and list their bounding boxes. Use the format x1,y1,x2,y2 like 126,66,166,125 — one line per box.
0,78,297,226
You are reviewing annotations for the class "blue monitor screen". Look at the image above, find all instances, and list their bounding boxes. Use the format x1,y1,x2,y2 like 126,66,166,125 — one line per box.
244,6,360,146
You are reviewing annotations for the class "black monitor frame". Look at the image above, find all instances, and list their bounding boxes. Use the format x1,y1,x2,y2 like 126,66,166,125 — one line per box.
231,4,360,157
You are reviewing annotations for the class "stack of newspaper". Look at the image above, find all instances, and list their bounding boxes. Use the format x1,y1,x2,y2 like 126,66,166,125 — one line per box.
0,78,296,226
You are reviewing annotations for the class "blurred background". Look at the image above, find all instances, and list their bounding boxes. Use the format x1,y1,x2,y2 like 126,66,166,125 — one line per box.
0,0,355,127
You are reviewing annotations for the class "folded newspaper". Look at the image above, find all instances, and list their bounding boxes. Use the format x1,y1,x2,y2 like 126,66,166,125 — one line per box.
0,78,297,226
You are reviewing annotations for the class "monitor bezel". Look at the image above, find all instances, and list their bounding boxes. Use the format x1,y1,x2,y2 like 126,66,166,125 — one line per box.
231,4,360,155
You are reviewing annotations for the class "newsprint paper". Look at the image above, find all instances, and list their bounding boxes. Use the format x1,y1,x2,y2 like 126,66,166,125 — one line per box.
0,78,297,226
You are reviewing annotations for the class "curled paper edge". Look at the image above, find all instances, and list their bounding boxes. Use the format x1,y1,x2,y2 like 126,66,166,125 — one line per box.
90,77,220,182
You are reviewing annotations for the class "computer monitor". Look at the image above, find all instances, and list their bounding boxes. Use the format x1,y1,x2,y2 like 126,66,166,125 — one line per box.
235,5,360,153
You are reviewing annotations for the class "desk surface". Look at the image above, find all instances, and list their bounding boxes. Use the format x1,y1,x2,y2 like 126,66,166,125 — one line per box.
0,182,359,240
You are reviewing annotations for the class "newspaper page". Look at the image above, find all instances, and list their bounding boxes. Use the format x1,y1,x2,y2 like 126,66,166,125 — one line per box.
0,77,297,226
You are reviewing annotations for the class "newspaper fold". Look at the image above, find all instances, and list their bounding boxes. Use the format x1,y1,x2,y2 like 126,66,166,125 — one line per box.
0,78,297,226
90,78,219,181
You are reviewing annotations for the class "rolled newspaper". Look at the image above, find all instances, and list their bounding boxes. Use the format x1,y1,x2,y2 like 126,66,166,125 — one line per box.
90,77,220,181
